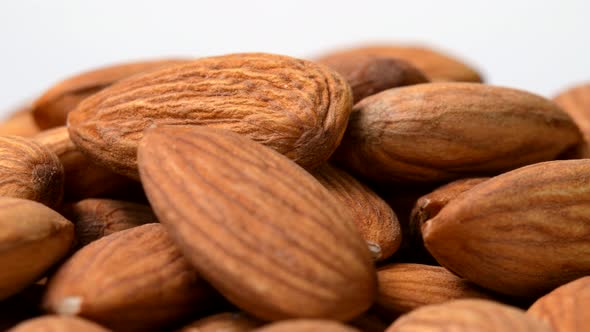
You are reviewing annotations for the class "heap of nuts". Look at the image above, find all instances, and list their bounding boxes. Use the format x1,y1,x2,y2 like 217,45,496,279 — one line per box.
0,44,589,332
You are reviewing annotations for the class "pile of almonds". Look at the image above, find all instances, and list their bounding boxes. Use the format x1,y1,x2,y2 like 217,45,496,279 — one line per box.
0,44,589,332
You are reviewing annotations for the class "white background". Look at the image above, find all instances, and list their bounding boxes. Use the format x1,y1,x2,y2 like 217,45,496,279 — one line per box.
0,0,589,116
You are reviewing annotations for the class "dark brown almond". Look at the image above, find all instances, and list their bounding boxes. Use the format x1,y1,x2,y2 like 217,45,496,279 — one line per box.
316,45,483,82
177,312,263,332
376,263,493,316
8,316,110,332
317,53,428,102
423,160,590,296
138,126,376,321
61,198,156,247
0,136,64,207
252,320,360,332
527,276,590,332
43,223,215,331
334,82,582,183
68,53,353,179
33,59,190,129
312,163,401,261
34,127,135,201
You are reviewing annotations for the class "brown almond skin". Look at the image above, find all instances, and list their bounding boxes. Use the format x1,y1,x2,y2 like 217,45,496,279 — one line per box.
138,127,376,321
8,316,110,332
61,198,156,247
34,127,135,201
527,276,590,332
0,136,64,207
334,82,582,183
33,59,190,129
376,263,493,317
253,320,360,332
178,312,263,332
69,52,353,179
312,163,401,261
0,104,40,137
43,223,215,331
317,53,429,102
386,299,552,332
554,82,590,159
423,159,590,297
316,45,483,83
0,198,74,301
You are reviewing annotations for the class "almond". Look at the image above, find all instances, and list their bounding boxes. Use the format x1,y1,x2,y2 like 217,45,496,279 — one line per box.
8,316,110,332
68,53,353,179
34,127,134,201
376,263,493,316
0,104,40,137
61,198,156,247
33,59,190,129
312,163,401,261
423,160,590,296
0,136,64,207
43,223,215,331
316,45,483,82
138,126,376,321
554,82,590,159
527,276,590,332
316,53,428,102
178,312,263,332
334,82,582,183
385,299,552,332
252,320,360,332
0,197,74,300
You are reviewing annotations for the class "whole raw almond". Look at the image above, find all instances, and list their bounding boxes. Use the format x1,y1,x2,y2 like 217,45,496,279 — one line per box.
312,163,401,261
527,276,590,332
8,316,110,332
43,223,215,331
34,127,135,201
385,299,552,332
61,198,156,247
334,82,582,183
316,45,483,82
252,320,360,332
0,136,64,207
33,59,190,129
0,197,74,300
0,104,40,137
69,53,353,179
316,53,428,102
423,160,590,296
178,312,263,332
138,126,376,321
376,263,493,316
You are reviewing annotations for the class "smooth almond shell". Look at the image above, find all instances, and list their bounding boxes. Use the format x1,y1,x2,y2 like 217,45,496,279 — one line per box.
0,136,64,207
423,159,590,296
69,52,353,179
61,198,156,247
317,53,428,102
8,316,110,332
43,223,215,331
33,59,190,129
312,163,401,261
334,82,582,183
316,45,483,82
0,197,74,300
252,320,360,332
34,127,134,200
178,312,263,332
138,126,376,321
527,276,590,332
386,299,552,332
376,263,493,316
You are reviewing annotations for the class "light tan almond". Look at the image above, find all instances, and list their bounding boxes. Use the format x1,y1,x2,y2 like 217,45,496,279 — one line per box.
178,312,263,332
138,126,376,321
33,59,190,129
0,198,74,300
0,136,64,207
312,163,401,261
43,223,215,331
8,315,110,332
68,53,353,179
252,320,360,332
